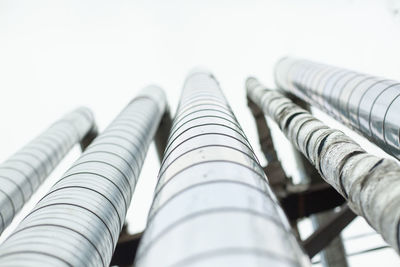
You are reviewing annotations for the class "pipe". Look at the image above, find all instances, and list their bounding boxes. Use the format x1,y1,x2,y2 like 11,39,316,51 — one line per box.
247,77,400,254
274,57,400,160
288,97,349,267
0,107,95,234
135,72,310,267
0,86,166,267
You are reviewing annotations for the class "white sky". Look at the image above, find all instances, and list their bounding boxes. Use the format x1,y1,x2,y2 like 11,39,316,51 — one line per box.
1,0,400,266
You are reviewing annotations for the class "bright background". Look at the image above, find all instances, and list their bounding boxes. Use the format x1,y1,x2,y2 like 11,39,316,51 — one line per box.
1,0,400,265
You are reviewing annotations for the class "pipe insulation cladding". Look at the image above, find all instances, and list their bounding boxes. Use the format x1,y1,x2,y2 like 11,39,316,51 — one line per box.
0,86,166,267
135,72,310,267
0,107,95,234
247,77,400,254
274,57,400,160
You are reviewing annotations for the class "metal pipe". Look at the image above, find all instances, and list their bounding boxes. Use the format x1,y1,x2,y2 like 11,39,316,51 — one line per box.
135,72,310,267
274,57,400,160
0,86,166,267
0,107,95,234
288,96,349,267
247,77,400,254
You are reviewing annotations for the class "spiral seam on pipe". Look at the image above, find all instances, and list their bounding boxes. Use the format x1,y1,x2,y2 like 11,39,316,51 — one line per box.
0,86,166,267
247,77,400,254
135,72,310,267
0,107,95,234
275,57,400,160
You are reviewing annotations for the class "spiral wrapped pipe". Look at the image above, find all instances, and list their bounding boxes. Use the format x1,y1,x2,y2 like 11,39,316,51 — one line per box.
0,86,166,267
135,72,310,267
247,77,400,254
274,57,400,160
0,107,95,235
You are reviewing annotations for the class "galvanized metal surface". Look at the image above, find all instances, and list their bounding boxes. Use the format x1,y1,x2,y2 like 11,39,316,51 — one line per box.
0,86,166,267
247,77,400,254
288,97,349,267
0,107,94,235
274,57,400,160
135,72,310,267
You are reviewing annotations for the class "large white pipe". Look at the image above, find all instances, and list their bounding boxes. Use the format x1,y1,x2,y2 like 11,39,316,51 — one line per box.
135,72,310,267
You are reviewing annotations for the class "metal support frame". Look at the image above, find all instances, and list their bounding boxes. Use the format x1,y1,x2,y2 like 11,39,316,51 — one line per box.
80,125,99,151
281,183,346,221
247,97,288,195
110,229,142,267
154,107,172,162
303,205,357,258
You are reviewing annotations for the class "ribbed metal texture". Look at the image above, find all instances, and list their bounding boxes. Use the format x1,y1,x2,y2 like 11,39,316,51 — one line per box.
135,72,310,267
0,107,94,235
274,57,400,159
0,86,166,267
247,77,400,254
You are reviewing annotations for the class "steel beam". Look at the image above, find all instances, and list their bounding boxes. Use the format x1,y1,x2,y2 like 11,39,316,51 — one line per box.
280,183,346,221
247,97,288,195
154,107,172,162
110,228,142,267
79,125,98,151
303,205,356,258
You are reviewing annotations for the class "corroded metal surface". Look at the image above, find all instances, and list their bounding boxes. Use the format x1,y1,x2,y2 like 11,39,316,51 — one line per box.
0,86,166,267
275,57,400,160
247,77,400,254
135,72,310,267
0,107,94,234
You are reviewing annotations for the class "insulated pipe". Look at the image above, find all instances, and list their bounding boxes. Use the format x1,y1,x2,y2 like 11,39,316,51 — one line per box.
247,77,400,254
0,107,95,234
274,57,400,160
0,86,166,267
135,72,310,267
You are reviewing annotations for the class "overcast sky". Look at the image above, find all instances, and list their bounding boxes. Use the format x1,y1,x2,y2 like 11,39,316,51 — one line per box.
1,0,400,266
